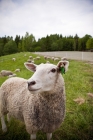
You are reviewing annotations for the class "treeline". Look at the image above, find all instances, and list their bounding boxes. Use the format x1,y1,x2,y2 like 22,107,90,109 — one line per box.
0,32,93,56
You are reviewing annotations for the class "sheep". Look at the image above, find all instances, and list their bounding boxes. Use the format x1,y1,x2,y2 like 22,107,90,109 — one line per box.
15,69,20,72
44,56,47,60
0,60,69,140
0,70,13,76
8,73,17,78
51,57,54,61
31,60,34,64
27,59,32,63
33,58,36,60
36,56,40,60
12,58,16,61
27,59,34,63
24,54,27,57
61,57,67,61
44,56,51,60
47,56,51,59
54,57,60,61
46,61,50,64
29,56,33,59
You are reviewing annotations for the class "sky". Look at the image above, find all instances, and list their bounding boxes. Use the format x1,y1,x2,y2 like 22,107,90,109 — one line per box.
0,0,93,41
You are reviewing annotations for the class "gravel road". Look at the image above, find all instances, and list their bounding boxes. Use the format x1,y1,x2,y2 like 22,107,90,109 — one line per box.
35,51,93,62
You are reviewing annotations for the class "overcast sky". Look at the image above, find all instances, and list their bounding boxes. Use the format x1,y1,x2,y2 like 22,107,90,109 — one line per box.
0,0,93,40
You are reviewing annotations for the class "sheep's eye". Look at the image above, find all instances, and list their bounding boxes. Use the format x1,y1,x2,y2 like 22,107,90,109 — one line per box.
51,68,56,73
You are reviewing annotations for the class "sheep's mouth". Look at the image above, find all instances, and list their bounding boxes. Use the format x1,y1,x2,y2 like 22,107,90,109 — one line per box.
28,87,41,91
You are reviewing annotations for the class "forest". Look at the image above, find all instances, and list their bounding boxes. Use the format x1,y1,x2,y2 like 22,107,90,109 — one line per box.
0,32,93,56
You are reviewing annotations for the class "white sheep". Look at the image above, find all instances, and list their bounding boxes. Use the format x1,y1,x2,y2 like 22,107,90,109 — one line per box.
0,70,13,76
46,61,50,64
31,60,34,63
24,54,27,57
29,56,33,59
0,60,69,140
44,56,51,60
47,56,51,59
8,73,17,78
44,56,47,60
61,57,67,61
51,57,54,61
54,57,60,61
36,56,40,60
27,59,32,63
15,68,20,72
12,58,16,61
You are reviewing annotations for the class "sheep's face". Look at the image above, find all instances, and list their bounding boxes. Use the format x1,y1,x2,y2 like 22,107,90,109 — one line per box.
24,61,69,94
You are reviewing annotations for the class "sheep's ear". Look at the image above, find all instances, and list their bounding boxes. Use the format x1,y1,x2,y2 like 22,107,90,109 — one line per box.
57,61,69,74
24,62,37,72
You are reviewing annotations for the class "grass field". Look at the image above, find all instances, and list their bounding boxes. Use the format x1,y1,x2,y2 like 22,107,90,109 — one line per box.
0,52,93,140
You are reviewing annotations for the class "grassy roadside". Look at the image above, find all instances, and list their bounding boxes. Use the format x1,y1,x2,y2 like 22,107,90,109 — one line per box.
0,52,93,140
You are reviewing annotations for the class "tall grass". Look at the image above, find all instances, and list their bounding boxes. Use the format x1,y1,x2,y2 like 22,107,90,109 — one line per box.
0,52,93,140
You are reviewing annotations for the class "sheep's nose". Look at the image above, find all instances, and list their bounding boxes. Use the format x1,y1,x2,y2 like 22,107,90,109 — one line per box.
28,81,36,86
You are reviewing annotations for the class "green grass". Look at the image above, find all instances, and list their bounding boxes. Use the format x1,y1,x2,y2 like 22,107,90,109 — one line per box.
0,52,93,140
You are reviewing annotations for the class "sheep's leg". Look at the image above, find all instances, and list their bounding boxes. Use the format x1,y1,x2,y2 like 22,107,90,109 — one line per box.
47,133,52,140
30,134,36,140
1,115,7,132
7,113,11,122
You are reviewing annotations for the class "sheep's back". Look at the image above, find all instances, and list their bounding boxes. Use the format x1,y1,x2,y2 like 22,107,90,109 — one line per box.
0,77,28,120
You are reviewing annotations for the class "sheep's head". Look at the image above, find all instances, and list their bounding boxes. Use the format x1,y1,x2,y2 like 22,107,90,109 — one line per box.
24,61,69,94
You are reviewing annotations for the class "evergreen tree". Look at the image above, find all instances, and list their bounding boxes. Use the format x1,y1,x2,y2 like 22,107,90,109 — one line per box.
74,34,79,51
